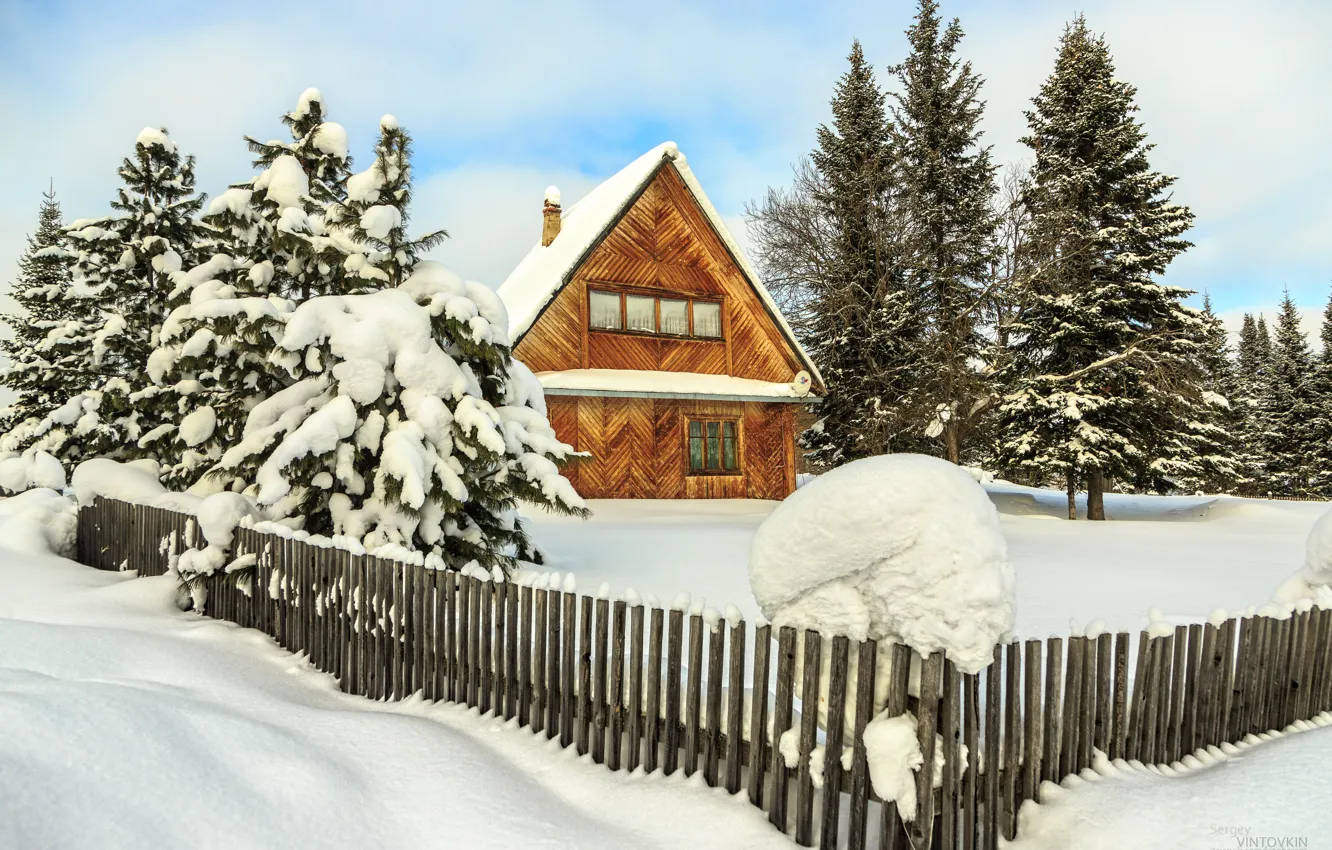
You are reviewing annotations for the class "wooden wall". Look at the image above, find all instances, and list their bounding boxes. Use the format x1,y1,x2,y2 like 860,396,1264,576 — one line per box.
548,396,796,500
515,164,809,386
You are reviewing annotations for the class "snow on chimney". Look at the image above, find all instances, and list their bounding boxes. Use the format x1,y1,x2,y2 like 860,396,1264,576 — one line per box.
541,185,562,247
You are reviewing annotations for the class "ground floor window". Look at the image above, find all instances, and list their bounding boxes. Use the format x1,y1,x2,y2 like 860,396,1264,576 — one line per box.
687,418,739,473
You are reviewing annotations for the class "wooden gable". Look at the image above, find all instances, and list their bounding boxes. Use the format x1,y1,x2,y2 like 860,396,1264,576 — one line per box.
513,163,813,387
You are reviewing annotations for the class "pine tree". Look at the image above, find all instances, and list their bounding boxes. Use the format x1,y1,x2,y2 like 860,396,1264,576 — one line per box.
1,186,71,430
1234,312,1272,494
329,116,448,290
2,129,205,464
749,41,922,466
890,0,998,464
1262,293,1318,495
996,17,1198,519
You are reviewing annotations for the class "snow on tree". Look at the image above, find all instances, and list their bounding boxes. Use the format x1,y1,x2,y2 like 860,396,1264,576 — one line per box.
206,262,585,568
996,16,1199,519
1261,292,1318,496
145,91,360,483
890,0,999,464
1307,291,1332,496
1162,294,1245,494
329,116,447,291
748,41,924,467
1,186,72,431
2,128,205,466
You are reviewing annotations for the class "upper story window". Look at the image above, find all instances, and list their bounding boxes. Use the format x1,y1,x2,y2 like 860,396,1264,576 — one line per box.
587,287,724,339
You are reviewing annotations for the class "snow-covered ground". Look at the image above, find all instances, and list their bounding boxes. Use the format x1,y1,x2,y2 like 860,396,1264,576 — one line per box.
526,482,1330,640
0,510,789,849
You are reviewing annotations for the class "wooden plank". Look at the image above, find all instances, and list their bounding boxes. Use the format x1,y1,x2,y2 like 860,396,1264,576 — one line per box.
1111,633,1129,760
1196,623,1218,749
684,613,704,776
794,631,823,847
725,619,746,795
704,617,725,786
1002,642,1021,841
819,635,849,850
982,644,1001,850
1023,639,1042,805
494,580,509,716
1290,610,1312,723
627,602,646,772
609,599,627,771
1095,633,1112,755
847,639,877,850
458,573,472,707
941,659,960,850
1166,625,1187,762
769,625,797,834
1042,637,1063,787
577,595,593,755
532,585,548,733
1182,623,1203,754
1156,632,1175,764
1078,636,1096,770
443,571,457,703
962,672,980,850
1231,617,1253,741
480,578,494,715
664,609,685,774
592,597,609,764
1127,631,1150,761
1312,610,1332,716
645,607,665,774
519,584,533,728
1297,608,1320,721
561,591,578,748
546,588,560,738
1060,637,1082,777
880,643,913,850
909,651,943,850
748,623,772,808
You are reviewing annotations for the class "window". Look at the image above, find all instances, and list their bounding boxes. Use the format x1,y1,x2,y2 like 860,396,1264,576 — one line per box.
587,288,724,340
693,301,722,338
625,295,656,332
590,290,622,330
688,418,739,474
660,299,689,335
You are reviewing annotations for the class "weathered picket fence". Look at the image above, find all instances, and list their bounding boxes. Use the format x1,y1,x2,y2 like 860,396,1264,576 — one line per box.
76,497,1332,850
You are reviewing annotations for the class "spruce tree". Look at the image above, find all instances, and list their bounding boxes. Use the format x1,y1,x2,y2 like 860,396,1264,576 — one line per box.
1165,294,1245,493
1262,293,1318,495
996,17,1198,519
749,41,922,466
1,186,71,430
1234,312,1272,494
890,0,998,464
330,116,448,291
1307,289,1332,495
3,129,205,464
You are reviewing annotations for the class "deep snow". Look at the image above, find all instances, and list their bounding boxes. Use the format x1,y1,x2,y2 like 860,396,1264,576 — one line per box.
0,508,789,849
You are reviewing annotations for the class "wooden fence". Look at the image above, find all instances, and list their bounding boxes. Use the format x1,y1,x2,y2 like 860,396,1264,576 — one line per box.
75,497,1332,850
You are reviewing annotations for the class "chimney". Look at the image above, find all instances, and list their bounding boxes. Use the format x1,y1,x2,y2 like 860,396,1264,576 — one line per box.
541,185,562,247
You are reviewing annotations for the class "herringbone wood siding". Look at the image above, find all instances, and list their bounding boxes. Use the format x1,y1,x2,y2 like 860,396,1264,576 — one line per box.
547,396,795,500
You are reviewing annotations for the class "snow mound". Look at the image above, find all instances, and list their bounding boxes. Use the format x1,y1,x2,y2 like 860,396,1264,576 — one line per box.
0,450,66,494
134,126,175,152
749,454,1014,674
1271,506,1332,608
0,488,78,558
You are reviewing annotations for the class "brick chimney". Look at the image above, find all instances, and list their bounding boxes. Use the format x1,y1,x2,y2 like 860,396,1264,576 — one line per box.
541,185,562,247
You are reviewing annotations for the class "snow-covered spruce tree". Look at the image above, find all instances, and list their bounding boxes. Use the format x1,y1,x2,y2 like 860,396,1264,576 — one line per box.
210,261,587,569
144,91,358,485
1164,294,1245,494
1233,313,1273,494
2,128,205,464
1,186,71,431
890,0,999,464
329,116,447,291
748,41,923,466
1307,291,1332,496
1261,293,1318,496
996,17,1198,520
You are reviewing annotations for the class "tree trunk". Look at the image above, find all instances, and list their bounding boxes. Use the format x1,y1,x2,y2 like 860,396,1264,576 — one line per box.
1065,470,1077,520
946,423,961,465
1087,470,1106,521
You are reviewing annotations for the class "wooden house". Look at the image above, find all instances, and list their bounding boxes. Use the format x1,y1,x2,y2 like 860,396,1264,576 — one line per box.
497,142,823,500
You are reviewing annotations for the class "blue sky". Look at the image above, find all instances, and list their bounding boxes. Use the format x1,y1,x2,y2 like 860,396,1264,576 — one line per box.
2,0,1329,339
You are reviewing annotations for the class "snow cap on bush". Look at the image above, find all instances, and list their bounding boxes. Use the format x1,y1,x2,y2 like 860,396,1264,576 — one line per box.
1271,506,1332,608
749,453,1014,674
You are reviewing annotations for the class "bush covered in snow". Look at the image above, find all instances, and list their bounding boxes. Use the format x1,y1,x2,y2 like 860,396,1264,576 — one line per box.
749,453,1015,674
1272,505,1332,608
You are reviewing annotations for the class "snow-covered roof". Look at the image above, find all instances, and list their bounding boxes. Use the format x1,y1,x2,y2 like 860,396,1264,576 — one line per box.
496,142,823,386
535,369,819,403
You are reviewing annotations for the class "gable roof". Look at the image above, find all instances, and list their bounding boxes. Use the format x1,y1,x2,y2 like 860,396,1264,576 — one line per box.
496,142,823,386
